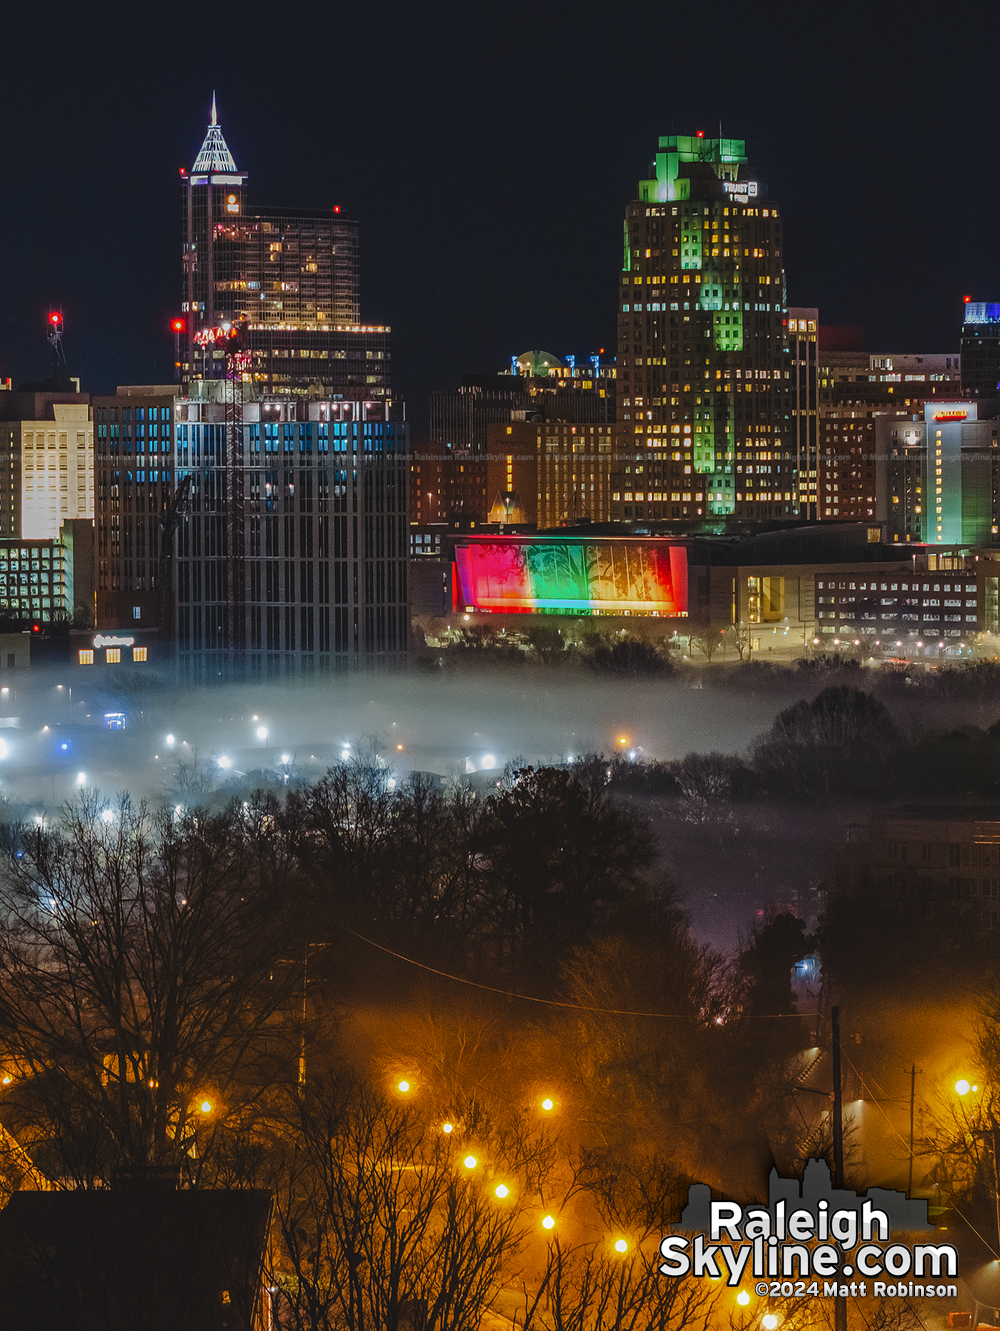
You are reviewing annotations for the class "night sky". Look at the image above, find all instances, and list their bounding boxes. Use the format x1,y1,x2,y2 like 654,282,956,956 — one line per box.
1,0,995,435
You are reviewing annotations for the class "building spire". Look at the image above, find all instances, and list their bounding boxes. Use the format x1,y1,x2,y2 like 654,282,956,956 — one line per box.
191,97,239,174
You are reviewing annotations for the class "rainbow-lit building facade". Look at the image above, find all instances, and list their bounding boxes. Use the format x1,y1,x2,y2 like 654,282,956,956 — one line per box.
452,534,687,617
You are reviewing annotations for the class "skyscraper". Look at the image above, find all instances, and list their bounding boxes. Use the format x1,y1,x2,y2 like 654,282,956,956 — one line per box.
616,134,793,523
172,388,408,673
180,100,389,399
961,302,1000,398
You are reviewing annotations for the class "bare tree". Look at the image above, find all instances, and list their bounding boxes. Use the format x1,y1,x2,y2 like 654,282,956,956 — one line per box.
722,623,753,661
0,793,296,1185
689,629,725,664
270,1077,537,1331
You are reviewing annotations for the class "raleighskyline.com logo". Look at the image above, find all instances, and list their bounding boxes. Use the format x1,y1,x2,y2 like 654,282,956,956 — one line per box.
659,1159,959,1300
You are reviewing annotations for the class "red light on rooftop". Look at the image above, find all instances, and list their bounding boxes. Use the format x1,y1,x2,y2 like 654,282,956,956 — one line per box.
179,168,187,176
334,205,340,213
48,311,62,327
964,295,972,303
170,318,185,333
696,130,704,138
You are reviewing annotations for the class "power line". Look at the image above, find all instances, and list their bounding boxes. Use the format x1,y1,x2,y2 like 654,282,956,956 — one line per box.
345,928,810,1020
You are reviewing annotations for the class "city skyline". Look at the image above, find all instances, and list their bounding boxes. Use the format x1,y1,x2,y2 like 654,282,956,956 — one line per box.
1,1,994,437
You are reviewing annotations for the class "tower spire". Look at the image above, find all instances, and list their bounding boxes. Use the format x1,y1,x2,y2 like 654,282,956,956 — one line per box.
191,98,239,174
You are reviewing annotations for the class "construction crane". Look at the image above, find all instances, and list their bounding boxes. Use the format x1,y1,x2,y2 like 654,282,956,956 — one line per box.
191,320,250,655
156,473,192,632
46,310,65,380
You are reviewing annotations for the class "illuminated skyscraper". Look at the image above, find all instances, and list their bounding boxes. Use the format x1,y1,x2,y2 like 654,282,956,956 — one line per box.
180,99,389,399
961,302,1000,397
615,134,793,523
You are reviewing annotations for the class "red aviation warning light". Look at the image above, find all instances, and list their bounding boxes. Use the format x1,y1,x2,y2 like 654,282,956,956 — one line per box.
170,318,185,334
696,130,704,138
48,311,62,328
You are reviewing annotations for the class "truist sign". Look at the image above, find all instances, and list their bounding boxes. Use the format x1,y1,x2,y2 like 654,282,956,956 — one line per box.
659,1159,959,1300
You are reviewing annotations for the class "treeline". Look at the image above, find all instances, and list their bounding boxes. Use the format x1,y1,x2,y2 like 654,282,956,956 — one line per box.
608,682,1000,803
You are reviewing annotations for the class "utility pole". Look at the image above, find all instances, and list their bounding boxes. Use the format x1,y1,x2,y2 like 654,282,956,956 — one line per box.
832,1006,847,1331
832,1005,845,1188
908,1063,917,1196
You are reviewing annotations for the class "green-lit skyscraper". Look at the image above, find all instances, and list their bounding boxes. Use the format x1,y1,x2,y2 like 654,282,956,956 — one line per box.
616,134,793,522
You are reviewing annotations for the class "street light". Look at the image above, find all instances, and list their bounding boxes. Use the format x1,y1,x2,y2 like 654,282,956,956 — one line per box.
541,1097,554,1112
256,726,268,741
495,1184,510,1199
442,1122,453,1134
763,1316,779,1329
463,1155,477,1170
542,1215,555,1230
736,1291,750,1307
200,1099,212,1114
614,1238,628,1253
398,1080,411,1094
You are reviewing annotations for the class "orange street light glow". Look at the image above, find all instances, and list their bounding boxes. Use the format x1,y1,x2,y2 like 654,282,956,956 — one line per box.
541,1097,554,1111
614,1238,628,1253
398,1080,410,1093
464,1155,477,1169
736,1291,750,1306
442,1122,453,1134
956,1079,971,1096
542,1215,555,1230
763,1317,779,1330
200,1100,212,1114
495,1184,509,1198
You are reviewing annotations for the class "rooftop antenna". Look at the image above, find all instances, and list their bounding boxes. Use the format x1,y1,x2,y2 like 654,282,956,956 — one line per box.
211,90,218,125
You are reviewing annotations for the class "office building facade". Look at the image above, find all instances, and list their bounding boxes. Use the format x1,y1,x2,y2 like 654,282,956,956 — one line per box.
483,421,615,527
817,351,961,521
171,390,408,674
961,302,1000,398
876,402,1000,544
180,102,389,399
92,386,176,630
0,393,94,540
617,134,792,522
788,309,819,518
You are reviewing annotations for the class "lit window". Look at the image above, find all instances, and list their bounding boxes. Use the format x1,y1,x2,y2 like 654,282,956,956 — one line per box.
78,649,94,665
132,647,148,663
132,606,141,620
105,648,121,664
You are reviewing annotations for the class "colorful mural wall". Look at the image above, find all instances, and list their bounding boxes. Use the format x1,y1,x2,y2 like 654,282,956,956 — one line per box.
453,539,688,615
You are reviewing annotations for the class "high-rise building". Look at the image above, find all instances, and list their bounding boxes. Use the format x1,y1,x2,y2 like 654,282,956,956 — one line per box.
818,349,960,521
180,100,389,399
171,389,408,673
0,391,94,539
484,421,615,527
616,134,792,524
430,355,615,454
961,302,1000,398
787,309,819,518
876,401,1000,544
92,385,177,630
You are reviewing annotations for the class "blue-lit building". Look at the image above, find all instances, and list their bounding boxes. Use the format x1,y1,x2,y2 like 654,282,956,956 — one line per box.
961,302,1000,398
172,387,408,675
